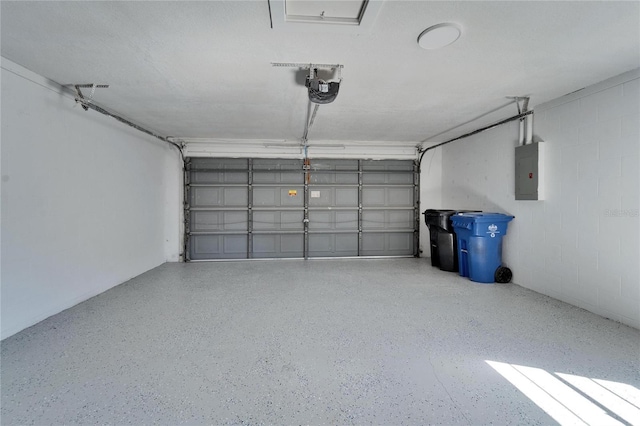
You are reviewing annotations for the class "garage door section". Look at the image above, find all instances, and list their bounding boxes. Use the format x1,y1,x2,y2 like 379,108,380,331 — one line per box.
185,158,418,260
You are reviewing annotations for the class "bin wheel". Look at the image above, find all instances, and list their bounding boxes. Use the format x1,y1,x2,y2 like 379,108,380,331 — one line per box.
495,266,513,283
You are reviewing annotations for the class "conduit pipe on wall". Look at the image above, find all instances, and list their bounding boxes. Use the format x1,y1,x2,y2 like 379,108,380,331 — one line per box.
516,97,533,146
417,109,534,169
525,113,534,145
73,87,185,164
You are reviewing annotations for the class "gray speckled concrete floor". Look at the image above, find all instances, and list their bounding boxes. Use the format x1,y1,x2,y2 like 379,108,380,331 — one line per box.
1,259,639,425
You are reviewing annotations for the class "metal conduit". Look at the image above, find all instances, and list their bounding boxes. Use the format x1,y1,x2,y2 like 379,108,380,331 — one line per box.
417,110,534,169
74,94,185,164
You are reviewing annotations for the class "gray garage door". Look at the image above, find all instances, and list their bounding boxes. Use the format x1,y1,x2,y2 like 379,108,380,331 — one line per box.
185,158,419,260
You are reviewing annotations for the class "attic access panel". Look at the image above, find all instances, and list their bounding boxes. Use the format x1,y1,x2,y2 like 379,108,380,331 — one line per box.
270,0,383,33
185,158,419,260
285,0,365,21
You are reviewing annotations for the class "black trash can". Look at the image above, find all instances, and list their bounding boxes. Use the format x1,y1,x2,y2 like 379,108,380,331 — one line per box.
423,209,481,272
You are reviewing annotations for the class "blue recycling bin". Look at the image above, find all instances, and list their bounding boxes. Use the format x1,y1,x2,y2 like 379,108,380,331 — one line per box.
451,213,514,283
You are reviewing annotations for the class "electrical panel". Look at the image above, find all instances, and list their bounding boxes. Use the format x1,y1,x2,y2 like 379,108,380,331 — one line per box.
515,142,545,200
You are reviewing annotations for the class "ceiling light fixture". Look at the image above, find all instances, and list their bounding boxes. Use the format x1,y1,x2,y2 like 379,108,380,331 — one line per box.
418,23,461,50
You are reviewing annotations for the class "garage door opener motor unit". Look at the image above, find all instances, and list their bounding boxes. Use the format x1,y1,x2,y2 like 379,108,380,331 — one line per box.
305,67,341,104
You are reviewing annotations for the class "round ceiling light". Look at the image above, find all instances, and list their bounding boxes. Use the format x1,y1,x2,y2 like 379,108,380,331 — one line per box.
417,23,462,50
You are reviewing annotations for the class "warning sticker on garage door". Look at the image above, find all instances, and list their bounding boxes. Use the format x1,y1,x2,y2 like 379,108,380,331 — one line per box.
311,191,320,198
288,189,297,196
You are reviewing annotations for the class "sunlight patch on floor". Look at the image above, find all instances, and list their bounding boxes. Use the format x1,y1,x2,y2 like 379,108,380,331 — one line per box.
486,361,640,426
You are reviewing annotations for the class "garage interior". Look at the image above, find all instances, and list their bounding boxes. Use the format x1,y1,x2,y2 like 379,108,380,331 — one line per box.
1,1,639,424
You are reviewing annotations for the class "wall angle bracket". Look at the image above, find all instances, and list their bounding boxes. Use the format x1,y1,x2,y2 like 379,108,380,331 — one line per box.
506,96,530,114
72,84,110,110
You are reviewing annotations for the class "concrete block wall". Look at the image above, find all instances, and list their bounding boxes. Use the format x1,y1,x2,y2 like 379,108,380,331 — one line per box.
440,69,639,328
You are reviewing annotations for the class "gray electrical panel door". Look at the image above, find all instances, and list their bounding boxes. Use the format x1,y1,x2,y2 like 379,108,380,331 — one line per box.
515,142,545,200
186,158,418,260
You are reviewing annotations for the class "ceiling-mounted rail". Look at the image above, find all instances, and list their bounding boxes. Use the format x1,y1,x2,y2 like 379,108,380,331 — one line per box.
271,62,344,70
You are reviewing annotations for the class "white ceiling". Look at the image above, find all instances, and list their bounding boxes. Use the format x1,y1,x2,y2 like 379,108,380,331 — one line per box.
2,1,639,146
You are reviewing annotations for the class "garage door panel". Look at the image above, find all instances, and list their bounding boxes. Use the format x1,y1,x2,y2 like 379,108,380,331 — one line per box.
309,159,359,184
336,188,358,206
335,211,359,229
254,159,303,170
191,211,247,232
191,171,248,184
191,187,220,207
190,158,248,170
310,159,358,170
362,173,385,184
252,187,275,206
387,173,414,184
308,187,358,207
362,210,413,230
389,210,414,229
361,232,414,256
187,158,417,260
389,233,413,251
362,187,385,206
253,171,303,184
361,233,384,255
362,160,414,171
253,211,304,231
252,234,304,258
388,187,413,206
362,187,413,207
362,210,384,230
335,233,359,254
253,186,304,207
309,210,358,230
308,233,358,257
253,234,277,254
308,188,332,206
189,158,249,184
190,234,248,260
362,161,414,184
309,172,358,184
191,187,248,208
308,211,331,230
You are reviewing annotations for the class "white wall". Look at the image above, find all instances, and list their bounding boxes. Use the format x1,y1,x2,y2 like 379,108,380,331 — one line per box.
439,69,640,328
1,59,182,339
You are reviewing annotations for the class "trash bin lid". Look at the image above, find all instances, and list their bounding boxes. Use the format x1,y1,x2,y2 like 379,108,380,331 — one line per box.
423,209,482,230
423,209,457,216
452,212,514,223
423,209,457,231
451,213,514,237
